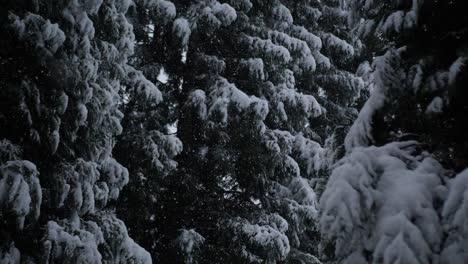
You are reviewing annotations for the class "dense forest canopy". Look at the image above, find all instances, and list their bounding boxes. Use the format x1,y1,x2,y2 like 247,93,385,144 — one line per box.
0,0,467,263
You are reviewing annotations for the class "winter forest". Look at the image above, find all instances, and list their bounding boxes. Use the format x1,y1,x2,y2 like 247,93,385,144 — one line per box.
0,0,468,263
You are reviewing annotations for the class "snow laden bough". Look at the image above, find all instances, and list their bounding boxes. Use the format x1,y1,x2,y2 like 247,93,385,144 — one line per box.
175,229,206,264
320,141,446,263
227,214,291,263
0,160,41,230
441,168,468,264
43,212,151,263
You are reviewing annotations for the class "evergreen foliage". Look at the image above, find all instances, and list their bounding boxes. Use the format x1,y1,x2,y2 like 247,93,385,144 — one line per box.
0,0,467,263
0,0,151,262
320,0,468,263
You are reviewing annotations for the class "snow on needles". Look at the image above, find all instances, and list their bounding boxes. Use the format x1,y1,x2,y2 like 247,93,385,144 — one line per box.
0,160,41,230
320,142,445,263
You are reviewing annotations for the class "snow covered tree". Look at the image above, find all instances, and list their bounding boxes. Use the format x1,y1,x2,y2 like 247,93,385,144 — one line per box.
113,65,183,256
283,0,370,183
342,0,468,169
109,0,186,258
320,0,468,262
117,0,367,262
0,0,151,262
170,1,331,262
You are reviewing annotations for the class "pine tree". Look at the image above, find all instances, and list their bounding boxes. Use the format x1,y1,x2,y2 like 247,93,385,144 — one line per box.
113,65,183,256
171,3,322,260
109,0,185,258
120,0,367,262
320,0,468,263
0,0,151,262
